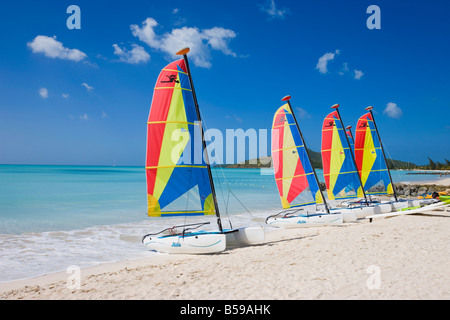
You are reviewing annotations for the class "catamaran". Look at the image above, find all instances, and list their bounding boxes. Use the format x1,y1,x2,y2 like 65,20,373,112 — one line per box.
353,106,401,211
321,104,394,221
266,96,343,228
142,48,264,254
354,106,440,219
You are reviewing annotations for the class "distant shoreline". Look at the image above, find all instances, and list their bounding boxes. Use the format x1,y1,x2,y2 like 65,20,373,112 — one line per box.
405,170,450,175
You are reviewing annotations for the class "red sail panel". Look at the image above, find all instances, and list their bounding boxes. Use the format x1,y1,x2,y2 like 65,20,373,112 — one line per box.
321,110,338,192
146,59,185,196
354,112,370,173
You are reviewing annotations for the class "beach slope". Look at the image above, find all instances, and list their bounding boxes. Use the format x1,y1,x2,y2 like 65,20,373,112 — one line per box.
1,206,449,300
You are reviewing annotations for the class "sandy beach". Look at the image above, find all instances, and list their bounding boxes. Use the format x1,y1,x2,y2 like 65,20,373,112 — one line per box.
1,202,449,300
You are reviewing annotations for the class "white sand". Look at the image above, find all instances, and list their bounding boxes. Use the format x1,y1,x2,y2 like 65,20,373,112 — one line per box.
1,206,449,300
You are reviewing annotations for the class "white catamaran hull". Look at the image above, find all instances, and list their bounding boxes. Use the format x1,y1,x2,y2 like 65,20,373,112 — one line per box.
341,203,394,220
366,201,450,221
345,200,437,220
266,213,343,229
143,233,226,254
225,227,265,247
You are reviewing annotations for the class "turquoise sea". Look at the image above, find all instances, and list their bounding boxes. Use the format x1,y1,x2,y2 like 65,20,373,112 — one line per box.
0,165,445,282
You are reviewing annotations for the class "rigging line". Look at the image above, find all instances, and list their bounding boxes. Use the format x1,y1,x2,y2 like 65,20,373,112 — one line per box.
227,187,255,217
184,162,194,230
198,108,262,227
198,108,233,228
382,141,398,171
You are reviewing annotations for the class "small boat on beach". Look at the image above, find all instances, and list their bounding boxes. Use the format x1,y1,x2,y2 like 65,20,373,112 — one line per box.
366,196,450,221
266,96,343,228
142,48,264,254
351,107,431,216
321,105,430,220
320,104,379,221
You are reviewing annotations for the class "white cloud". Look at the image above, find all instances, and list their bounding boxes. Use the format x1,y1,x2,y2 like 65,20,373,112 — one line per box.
261,0,288,20
113,43,150,64
39,88,49,99
62,93,70,99
203,28,237,57
130,18,237,68
383,102,403,118
79,113,90,120
82,83,93,92
354,69,364,80
295,107,311,119
28,35,87,62
172,8,179,14
101,111,109,118
339,62,349,75
316,50,339,74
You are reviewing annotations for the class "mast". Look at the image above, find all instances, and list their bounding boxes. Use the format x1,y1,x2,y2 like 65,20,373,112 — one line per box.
346,125,355,147
365,106,398,202
283,95,330,214
176,48,223,232
332,104,369,205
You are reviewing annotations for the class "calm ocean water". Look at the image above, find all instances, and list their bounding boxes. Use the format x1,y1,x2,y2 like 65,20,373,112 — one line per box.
0,165,444,282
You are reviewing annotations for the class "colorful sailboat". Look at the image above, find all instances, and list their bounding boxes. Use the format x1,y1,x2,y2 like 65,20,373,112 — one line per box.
320,104,395,220
321,104,367,202
353,106,431,213
142,48,264,254
354,107,398,199
266,96,343,228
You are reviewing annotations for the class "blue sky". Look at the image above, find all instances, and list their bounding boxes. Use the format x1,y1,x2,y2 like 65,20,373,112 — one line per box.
0,0,449,166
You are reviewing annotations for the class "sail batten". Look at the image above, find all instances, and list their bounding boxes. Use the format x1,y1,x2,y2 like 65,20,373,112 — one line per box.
146,59,216,218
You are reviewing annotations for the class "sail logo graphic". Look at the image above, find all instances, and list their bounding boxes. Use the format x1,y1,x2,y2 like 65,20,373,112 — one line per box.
161,75,180,83
324,120,335,128
275,115,286,125
358,122,368,129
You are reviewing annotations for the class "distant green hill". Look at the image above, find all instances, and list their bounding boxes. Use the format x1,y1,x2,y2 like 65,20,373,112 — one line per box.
220,149,417,169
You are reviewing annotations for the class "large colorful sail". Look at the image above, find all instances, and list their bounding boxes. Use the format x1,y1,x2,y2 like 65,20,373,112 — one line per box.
146,59,215,217
354,112,393,195
272,104,323,209
321,111,363,200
